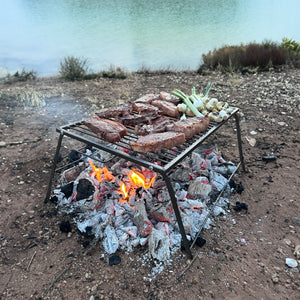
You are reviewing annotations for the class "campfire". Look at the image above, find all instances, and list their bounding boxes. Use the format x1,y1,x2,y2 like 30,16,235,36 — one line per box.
53,146,237,261
46,93,244,261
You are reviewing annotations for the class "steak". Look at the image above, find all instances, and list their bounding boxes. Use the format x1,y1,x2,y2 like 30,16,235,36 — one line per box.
118,112,159,126
151,100,180,118
130,131,185,153
132,102,160,114
159,91,181,105
134,93,160,103
134,116,172,136
84,116,127,143
169,116,210,139
96,101,133,118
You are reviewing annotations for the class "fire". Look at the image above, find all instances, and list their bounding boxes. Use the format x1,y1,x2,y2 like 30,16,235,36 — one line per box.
129,170,157,189
118,169,157,204
119,182,128,203
89,160,156,204
89,160,114,182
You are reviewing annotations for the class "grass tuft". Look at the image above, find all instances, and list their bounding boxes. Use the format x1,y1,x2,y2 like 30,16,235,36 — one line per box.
59,56,89,81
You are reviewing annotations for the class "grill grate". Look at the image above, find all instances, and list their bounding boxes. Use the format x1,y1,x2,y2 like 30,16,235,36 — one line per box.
57,108,239,173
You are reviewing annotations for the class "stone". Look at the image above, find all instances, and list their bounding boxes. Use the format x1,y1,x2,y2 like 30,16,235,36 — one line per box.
285,258,298,268
0,141,6,147
271,274,279,283
278,121,287,126
291,217,300,226
294,245,300,259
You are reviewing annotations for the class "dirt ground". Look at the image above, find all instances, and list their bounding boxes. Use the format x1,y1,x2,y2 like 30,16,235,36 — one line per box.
0,69,299,300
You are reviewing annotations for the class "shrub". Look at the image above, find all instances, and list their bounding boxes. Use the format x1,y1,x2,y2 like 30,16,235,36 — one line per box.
199,40,288,73
59,56,89,81
100,65,127,79
3,68,36,83
282,38,300,56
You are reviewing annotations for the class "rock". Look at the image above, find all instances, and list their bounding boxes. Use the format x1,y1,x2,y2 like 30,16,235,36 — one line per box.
294,245,300,259
284,239,292,246
245,136,256,147
291,217,300,226
278,121,287,126
271,274,279,283
285,258,298,268
0,141,6,147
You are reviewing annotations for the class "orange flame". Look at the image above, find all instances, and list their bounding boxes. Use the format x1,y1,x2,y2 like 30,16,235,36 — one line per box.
89,160,114,182
119,182,128,203
130,170,157,189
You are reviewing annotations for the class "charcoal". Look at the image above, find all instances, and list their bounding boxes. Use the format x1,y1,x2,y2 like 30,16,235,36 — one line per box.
82,241,90,248
108,255,121,266
76,179,94,201
69,149,81,161
195,234,206,247
59,220,72,233
236,182,244,194
232,201,248,212
61,182,74,198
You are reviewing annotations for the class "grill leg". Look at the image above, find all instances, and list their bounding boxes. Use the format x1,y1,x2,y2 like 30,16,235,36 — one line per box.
44,133,64,203
162,173,193,259
234,113,246,172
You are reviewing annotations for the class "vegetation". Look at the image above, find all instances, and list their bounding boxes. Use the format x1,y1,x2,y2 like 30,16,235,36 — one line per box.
281,38,300,56
2,68,36,84
100,65,128,79
198,40,291,73
59,56,89,81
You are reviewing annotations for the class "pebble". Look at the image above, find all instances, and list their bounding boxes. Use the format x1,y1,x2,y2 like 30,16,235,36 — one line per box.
284,239,292,246
294,245,300,259
0,141,6,147
271,274,279,283
291,217,300,226
285,258,298,268
278,121,287,126
250,130,257,135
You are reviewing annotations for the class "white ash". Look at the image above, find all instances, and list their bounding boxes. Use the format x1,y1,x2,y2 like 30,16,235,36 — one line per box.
54,146,238,261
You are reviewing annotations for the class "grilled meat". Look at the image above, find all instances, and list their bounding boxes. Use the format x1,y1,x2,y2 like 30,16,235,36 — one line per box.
132,102,160,114
169,116,210,139
84,116,127,143
130,131,185,153
96,101,133,118
134,93,160,103
159,91,180,105
151,100,180,118
118,112,159,126
134,116,172,136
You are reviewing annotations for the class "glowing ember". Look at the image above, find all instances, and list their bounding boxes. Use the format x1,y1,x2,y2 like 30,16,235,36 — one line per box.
89,160,114,182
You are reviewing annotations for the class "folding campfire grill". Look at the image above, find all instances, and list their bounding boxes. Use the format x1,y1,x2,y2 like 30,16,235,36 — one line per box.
45,108,245,259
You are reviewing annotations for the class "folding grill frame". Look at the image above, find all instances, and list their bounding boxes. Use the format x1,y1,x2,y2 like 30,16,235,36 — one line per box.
45,108,245,258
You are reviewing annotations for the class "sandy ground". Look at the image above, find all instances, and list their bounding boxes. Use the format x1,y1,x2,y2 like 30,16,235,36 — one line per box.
0,69,299,300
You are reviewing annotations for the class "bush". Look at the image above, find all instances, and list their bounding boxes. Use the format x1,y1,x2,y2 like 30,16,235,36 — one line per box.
59,56,89,81
281,38,300,56
199,40,288,73
3,68,36,83
100,65,127,79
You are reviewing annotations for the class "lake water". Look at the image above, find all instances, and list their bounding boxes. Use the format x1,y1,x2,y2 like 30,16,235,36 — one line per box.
1,0,300,76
